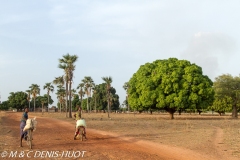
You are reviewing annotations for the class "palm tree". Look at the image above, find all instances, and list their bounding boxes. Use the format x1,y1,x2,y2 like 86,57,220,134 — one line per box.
123,82,130,113
26,90,31,109
92,83,98,113
102,76,112,118
29,84,40,112
77,83,85,108
56,85,65,113
82,76,94,113
53,76,65,86
59,53,78,118
57,65,69,116
43,82,54,112
40,97,48,115
53,76,65,113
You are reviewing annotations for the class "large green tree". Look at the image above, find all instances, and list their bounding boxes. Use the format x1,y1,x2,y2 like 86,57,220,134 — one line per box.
72,94,81,111
59,53,78,118
0,101,9,110
35,94,54,109
8,91,28,110
213,74,240,118
128,58,214,119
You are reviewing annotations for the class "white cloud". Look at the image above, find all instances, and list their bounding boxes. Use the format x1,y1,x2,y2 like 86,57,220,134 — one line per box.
181,32,236,79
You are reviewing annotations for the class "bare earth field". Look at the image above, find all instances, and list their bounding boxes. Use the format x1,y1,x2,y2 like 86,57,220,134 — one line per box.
1,111,240,160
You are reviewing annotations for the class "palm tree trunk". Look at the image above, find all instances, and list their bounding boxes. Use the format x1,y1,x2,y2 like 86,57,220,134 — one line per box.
81,96,83,108
69,81,72,118
28,101,30,110
47,94,49,112
107,92,110,118
42,104,44,115
127,95,129,113
95,96,97,113
87,96,89,113
65,82,68,117
34,98,36,112
89,91,91,113
60,103,62,112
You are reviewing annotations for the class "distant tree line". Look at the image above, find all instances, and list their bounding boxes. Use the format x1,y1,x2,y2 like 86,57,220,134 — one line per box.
2,56,240,119
0,53,120,119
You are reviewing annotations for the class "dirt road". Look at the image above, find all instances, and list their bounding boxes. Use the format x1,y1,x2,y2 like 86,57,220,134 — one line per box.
0,112,234,160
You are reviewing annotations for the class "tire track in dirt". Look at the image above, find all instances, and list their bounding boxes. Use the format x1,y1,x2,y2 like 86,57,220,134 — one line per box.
211,126,238,160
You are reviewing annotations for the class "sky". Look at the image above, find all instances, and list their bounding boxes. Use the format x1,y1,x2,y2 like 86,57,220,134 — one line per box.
1,0,240,107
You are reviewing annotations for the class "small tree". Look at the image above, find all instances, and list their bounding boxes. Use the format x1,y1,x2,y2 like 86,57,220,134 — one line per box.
209,96,232,116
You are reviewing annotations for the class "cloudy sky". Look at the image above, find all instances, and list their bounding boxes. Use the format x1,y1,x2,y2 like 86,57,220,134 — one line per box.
0,0,239,107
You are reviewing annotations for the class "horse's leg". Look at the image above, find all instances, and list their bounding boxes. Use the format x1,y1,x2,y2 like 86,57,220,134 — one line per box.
20,136,23,147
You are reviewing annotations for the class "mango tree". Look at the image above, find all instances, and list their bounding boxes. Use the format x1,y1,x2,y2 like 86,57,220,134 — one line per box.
128,58,214,119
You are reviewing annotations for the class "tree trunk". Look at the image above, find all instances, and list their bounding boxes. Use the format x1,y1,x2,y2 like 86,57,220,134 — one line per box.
107,92,110,118
34,98,36,112
178,110,181,115
89,91,92,113
87,97,89,113
232,105,238,118
42,104,44,115
95,96,97,113
169,112,174,119
165,108,176,119
47,94,49,112
198,110,202,115
69,81,72,118
65,81,68,118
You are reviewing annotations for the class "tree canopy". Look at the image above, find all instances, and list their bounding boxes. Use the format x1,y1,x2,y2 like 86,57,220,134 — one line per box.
90,83,120,112
128,58,215,119
209,96,232,116
213,74,240,118
7,91,28,110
